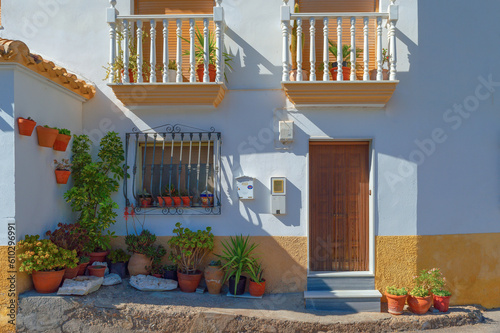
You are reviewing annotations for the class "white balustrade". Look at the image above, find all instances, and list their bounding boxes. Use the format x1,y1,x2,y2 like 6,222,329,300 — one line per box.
282,2,398,82
107,3,225,84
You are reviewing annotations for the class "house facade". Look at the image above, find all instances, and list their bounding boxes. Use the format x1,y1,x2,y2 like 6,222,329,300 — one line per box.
0,0,499,327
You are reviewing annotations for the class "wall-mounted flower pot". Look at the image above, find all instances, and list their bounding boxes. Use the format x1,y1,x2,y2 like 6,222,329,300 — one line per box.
88,265,106,277
53,134,71,151
17,118,37,136
55,170,71,184
32,269,65,293
36,126,59,148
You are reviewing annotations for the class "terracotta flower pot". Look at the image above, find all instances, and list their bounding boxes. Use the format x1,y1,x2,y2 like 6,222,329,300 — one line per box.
55,170,71,184
204,265,224,295
32,269,65,293
330,66,351,81
249,279,266,297
173,197,182,207
53,134,71,152
163,197,173,207
433,295,451,312
177,270,202,293
181,196,192,207
407,295,432,314
89,251,109,264
128,253,152,276
289,69,309,81
141,197,152,208
17,118,37,136
88,265,106,277
152,273,162,278
63,266,79,281
36,126,59,148
77,262,89,276
385,292,407,315
196,63,216,82
369,68,389,81
157,196,164,207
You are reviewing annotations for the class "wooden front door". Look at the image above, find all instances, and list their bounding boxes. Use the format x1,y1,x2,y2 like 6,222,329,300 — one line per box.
309,141,369,272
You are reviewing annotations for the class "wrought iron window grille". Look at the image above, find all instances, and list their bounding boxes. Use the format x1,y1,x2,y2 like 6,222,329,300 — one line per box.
123,124,222,215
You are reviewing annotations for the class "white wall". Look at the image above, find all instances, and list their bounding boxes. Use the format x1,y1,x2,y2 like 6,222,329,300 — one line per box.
2,0,500,238
13,68,83,240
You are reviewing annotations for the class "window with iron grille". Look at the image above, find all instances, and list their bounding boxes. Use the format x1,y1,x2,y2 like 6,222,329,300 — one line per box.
123,124,221,215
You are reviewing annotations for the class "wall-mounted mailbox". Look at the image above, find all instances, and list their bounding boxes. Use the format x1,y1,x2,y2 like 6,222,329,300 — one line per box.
271,177,286,214
236,176,254,200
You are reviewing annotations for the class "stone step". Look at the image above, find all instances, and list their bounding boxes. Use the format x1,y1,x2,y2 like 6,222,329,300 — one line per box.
304,290,382,312
307,274,375,291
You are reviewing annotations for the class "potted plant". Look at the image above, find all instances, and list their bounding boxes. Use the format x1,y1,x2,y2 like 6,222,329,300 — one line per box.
54,159,72,184
216,234,258,295
137,188,152,207
45,222,91,280
36,125,59,148
328,41,362,81
53,128,72,152
432,288,452,312
289,3,308,81
370,48,390,80
64,132,125,262
248,261,266,297
17,116,37,136
163,264,178,281
167,60,177,82
385,286,408,315
180,189,192,207
88,265,107,277
204,259,224,295
181,27,233,82
17,235,78,293
407,268,439,314
77,256,90,276
168,222,214,292
149,245,167,278
108,249,131,278
159,184,175,207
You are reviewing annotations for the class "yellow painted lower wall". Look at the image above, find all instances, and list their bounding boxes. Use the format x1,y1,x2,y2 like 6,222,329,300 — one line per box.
0,246,16,332
376,233,500,308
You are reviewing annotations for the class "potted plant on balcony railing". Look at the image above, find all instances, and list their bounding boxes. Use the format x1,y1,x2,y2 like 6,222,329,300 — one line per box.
370,48,390,80
181,27,233,82
289,3,308,81
328,41,362,81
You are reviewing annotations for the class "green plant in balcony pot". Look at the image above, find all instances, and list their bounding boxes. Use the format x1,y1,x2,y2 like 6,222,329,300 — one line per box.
327,41,362,81
216,234,259,295
168,222,214,292
385,286,408,315
64,132,125,262
17,235,78,293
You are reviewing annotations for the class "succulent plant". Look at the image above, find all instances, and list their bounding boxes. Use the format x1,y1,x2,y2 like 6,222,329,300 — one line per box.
46,222,91,256
108,249,131,264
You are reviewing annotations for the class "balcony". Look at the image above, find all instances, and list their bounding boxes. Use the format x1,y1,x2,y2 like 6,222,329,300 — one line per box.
106,1,227,108
280,0,399,108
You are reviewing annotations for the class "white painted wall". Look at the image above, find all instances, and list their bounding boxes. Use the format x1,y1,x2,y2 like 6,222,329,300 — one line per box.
12,67,83,240
2,0,500,239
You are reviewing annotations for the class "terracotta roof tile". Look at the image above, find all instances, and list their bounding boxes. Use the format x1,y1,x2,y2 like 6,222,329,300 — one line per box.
0,38,95,100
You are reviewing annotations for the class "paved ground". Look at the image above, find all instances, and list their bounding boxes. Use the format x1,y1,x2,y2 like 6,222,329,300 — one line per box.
17,279,488,332
408,308,500,332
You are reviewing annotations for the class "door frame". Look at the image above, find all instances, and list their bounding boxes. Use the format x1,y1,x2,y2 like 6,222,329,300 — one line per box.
306,138,375,276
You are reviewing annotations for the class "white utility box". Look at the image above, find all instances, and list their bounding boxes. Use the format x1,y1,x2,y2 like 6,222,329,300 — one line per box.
236,176,254,200
279,121,294,143
271,177,286,214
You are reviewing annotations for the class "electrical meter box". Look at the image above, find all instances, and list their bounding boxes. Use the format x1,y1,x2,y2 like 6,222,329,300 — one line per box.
271,177,286,214
236,176,254,200
279,121,294,143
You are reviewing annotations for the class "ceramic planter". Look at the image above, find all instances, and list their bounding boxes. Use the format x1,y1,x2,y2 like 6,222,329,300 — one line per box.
177,270,202,293
77,262,89,276
162,197,173,207
204,265,224,295
53,134,71,151
249,279,266,297
330,66,351,81
181,196,192,207
88,265,106,277
385,292,407,315
55,170,71,184
17,118,37,136
407,295,432,314
433,295,451,312
110,262,127,278
173,197,182,206
128,253,152,276
196,63,216,82
369,68,389,81
63,266,79,281
89,251,109,264
228,275,247,295
36,126,59,148
32,269,65,293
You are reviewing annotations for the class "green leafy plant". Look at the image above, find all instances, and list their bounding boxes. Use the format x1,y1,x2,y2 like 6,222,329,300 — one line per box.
386,286,407,296
248,261,264,285
17,235,78,273
168,60,177,70
64,132,125,252
168,222,214,275
45,222,91,256
432,289,452,297
163,264,177,272
125,229,164,257
162,185,176,196
54,159,72,171
108,249,131,264
57,128,71,136
414,268,447,292
215,235,259,294
328,41,362,68
137,188,152,198
149,246,167,275
410,285,429,297
79,256,90,264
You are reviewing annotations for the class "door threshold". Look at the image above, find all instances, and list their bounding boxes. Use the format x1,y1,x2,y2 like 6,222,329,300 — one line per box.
307,271,374,278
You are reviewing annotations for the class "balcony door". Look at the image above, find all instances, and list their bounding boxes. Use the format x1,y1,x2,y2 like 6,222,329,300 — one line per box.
309,141,369,272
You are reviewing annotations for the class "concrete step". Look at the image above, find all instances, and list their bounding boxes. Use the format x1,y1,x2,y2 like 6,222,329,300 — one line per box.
307,274,375,291
304,290,382,312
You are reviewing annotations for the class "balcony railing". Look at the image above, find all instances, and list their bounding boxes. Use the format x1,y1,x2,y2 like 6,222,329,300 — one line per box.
106,0,227,108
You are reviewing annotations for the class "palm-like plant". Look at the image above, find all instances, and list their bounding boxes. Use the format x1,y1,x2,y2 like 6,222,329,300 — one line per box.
216,235,259,294
328,40,362,68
